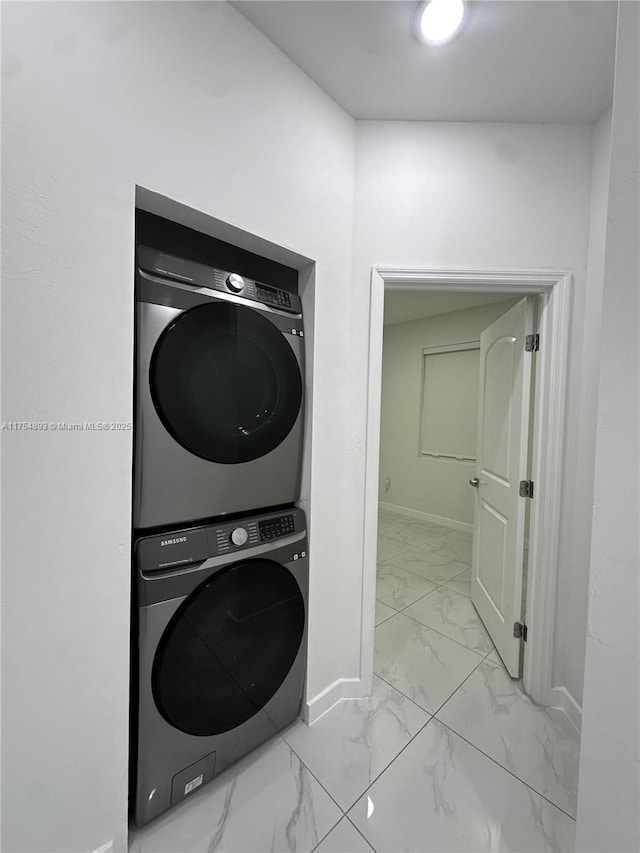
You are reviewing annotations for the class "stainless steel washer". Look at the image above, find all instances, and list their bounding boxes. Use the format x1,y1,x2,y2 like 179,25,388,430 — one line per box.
133,246,304,529
131,507,308,827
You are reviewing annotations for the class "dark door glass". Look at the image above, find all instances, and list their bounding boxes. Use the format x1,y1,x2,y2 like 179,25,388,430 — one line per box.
151,302,302,463
153,560,305,737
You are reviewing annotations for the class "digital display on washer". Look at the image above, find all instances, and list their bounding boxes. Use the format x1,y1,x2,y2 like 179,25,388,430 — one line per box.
259,514,295,541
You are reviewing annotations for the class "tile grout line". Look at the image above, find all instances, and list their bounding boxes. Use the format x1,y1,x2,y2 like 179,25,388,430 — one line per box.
284,737,358,853
377,525,577,832
380,529,468,551
377,531,457,565
373,610,397,628
432,718,577,822
342,712,436,825
379,534,450,552
427,646,504,721
379,515,471,541
376,553,489,657
288,675,438,825
374,590,578,820
375,597,399,609
308,819,344,853
300,678,575,852
375,563,472,612
298,531,474,847
378,552,472,594
344,813,377,852
280,735,348,821
372,671,435,716
380,534,579,819
375,607,489,661
396,600,491,657
289,681,434,850
394,580,467,612
426,654,578,822
427,645,490,717
339,651,489,817
383,558,472,588
379,518,465,543
367,647,490,757
375,541,420,562
379,519,470,541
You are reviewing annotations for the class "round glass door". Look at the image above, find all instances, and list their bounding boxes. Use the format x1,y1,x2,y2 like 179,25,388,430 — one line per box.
150,302,302,464
152,560,305,737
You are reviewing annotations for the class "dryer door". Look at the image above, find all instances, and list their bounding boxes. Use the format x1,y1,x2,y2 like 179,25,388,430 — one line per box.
150,302,302,464
152,559,305,737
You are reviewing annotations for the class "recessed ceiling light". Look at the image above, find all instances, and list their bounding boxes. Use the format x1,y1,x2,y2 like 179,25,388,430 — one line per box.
414,0,466,45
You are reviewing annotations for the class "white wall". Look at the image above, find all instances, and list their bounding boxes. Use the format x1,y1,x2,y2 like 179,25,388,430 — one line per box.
576,2,640,849
380,300,517,527
1,3,355,851
551,106,612,722
353,121,595,715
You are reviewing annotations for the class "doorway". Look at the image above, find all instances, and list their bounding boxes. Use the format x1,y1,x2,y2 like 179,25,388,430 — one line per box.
361,265,572,714
376,292,532,677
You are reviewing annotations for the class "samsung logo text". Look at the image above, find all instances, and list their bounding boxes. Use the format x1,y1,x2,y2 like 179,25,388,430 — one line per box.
160,537,187,547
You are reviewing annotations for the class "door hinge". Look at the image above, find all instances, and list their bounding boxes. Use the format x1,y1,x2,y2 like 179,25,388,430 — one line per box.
513,621,528,641
525,333,540,352
519,479,534,498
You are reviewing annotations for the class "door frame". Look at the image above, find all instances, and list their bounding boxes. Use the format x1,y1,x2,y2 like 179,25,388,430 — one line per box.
362,265,572,709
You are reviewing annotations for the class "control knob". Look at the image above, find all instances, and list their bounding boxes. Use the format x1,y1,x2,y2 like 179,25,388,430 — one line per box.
226,273,245,293
230,527,249,547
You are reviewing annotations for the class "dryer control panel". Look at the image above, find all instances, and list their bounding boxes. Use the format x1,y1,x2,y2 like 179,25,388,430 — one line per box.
137,245,301,315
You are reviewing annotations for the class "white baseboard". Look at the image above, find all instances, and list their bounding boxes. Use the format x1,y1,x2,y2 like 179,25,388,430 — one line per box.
304,678,366,725
379,501,473,534
90,842,113,853
547,686,582,733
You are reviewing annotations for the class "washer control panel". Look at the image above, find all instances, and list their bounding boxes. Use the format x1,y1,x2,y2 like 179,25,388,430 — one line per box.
230,527,249,547
259,514,296,542
215,521,259,555
226,273,245,293
137,509,303,571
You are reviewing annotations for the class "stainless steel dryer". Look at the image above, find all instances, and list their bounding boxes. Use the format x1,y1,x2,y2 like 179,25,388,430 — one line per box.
133,246,304,530
131,507,308,827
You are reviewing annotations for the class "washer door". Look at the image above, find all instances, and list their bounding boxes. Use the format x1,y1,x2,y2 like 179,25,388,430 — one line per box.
150,302,302,464
152,560,305,737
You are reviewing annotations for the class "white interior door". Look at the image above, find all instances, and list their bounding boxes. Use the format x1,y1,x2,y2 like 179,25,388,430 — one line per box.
470,297,533,677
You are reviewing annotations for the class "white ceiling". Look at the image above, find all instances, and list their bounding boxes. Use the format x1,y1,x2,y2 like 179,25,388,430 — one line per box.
232,1,616,122
383,292,517,325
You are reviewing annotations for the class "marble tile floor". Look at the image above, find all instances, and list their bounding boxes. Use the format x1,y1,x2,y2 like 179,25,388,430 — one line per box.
129,508,580,853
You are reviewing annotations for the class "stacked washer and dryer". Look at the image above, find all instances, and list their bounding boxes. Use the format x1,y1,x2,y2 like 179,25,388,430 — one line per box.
131,244,308,826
